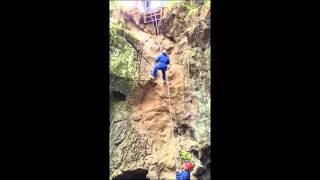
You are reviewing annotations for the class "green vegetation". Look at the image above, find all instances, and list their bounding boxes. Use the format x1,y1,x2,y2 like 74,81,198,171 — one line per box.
195,90,210,146
166,0,182,8
204,0,211,8
180,150,193,161
109,6,138,80
180,1,199,18
184,0,211,20
166,0,198,18
186,48,211,148
110,30,136,79
186,5,198,17
109,1,139,112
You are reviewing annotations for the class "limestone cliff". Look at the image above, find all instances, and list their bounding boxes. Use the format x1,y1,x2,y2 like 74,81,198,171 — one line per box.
109,1,211,179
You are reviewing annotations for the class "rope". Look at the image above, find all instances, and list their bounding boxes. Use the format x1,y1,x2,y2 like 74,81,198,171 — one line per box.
167,76,179,169
153,5,177,169
146,4,179,169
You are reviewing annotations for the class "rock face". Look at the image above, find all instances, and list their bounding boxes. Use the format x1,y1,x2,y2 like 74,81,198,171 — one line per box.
110,1,211,180
159,2,211,49
143,24,156,35
117,8,145,31
110,75,135,99
109,103,153,177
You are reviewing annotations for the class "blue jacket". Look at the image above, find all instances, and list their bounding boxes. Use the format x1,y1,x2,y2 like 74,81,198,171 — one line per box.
155,53,170,67
176,170,190,180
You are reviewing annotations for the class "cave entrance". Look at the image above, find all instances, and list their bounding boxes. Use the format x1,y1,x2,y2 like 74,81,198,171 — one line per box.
113,169,149,180
112,90,126,101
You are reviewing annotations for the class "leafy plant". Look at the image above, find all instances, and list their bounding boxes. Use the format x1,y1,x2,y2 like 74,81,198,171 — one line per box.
109,18,138,80
180,150,193,161
183,1,199,18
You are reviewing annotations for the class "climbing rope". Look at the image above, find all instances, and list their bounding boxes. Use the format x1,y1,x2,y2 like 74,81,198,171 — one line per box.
150,5,178,169
144,4,179,168
167,76,179,169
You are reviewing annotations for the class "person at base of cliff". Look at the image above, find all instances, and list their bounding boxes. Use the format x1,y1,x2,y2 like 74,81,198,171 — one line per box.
148,49,170,84
176,162,193,180
145,0,151,12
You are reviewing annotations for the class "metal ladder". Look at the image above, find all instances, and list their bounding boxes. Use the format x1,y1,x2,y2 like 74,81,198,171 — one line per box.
144,7,162,24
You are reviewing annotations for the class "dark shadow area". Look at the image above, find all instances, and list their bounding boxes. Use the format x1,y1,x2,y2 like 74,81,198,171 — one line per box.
112,91,126,101
190,127,196,140
197,167,211,180
190,149,199,159
200,145,210,162
179,124,190,134
168,36,176,42
113,169,149,180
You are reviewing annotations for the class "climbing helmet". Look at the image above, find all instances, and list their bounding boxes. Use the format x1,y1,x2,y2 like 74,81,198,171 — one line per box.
184,162,193,171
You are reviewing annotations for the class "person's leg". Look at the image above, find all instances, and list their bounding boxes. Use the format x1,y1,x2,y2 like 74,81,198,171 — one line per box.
151,65,160,78
161,69,166,81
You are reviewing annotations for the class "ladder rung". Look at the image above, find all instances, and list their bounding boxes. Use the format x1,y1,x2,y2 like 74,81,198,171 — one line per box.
144,19,162,23
145,17,162,20
143,7,163,24
145,15,161,19
145,13,161,16
145,18,161,21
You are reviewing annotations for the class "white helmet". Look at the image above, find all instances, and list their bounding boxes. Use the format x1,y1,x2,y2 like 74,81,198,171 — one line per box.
162,49,167,54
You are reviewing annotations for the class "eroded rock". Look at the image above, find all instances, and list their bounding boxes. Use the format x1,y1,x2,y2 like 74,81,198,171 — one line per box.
110,1,211,179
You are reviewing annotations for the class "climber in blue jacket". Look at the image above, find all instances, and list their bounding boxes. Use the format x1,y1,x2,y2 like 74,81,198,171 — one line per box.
176,162,193,180
148,50,170,83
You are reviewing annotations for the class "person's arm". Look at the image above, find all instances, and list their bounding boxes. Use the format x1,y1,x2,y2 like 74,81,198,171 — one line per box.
155,55,160,63
176,170,189,180
153,56,159,66
176,170,182,180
